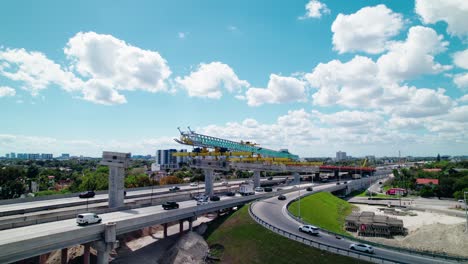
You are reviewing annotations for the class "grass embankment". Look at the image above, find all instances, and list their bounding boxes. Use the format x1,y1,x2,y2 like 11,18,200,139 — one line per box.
204,205,361,264
289,192,357,235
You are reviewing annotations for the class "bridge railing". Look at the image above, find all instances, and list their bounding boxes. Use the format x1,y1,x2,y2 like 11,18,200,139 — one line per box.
249,203,402,264
284,189,468,262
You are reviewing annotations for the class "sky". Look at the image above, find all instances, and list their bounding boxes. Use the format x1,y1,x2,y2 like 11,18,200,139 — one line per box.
0,0,467,158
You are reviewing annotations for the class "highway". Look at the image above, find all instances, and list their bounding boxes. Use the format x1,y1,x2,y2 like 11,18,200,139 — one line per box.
251,183,451,264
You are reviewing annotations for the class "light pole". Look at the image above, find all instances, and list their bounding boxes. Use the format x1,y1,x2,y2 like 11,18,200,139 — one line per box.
150,177,155,205
298,182,301,221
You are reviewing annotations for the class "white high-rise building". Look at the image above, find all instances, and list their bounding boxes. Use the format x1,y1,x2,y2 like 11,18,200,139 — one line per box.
336,151,347,161
155,149,188,169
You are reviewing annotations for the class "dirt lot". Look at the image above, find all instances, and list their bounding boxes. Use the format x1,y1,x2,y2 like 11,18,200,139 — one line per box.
353,204,468,257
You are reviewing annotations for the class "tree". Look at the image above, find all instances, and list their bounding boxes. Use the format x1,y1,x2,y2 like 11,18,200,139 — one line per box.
436,154,441,162
160,176,183,185
0,167,26,199
26,165,39,179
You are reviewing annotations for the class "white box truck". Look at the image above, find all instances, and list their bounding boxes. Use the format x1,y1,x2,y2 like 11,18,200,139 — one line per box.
239,182,255,196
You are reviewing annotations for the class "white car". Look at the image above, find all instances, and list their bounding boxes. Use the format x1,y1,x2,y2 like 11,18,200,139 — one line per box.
298,225,319,235
349,243,374,254
254,187,264,192
197,199,209,205
190,182,198,187
458,199,465,203
76,213,102,226
221,181,229,186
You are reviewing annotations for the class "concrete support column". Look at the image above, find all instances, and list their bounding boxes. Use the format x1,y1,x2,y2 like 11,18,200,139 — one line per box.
108,166,125,208
39,254,48,264
61,248,68,264
94,241,111,264
163,223,168,238
179,220,184,233
293,172,300,185
83,243,91,264
253,170,261,188
204,169,214,196
189,219,193,231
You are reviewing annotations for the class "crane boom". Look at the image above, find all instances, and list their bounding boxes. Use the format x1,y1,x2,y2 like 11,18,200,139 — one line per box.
174,128,299,160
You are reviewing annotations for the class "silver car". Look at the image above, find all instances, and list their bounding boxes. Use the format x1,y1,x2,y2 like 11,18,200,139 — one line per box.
349,243,374,254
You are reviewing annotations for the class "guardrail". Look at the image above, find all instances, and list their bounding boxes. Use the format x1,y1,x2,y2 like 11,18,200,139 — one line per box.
284,189,468,262
249,203,402,264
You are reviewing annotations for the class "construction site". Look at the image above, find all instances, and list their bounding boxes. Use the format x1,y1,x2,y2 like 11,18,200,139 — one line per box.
345,211,407,238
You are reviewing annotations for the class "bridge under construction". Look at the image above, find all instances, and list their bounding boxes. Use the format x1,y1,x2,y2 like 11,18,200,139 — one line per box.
173,128,375,195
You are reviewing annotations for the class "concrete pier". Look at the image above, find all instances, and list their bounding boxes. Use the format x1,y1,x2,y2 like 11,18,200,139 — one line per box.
100,152,131,208
204,169,214,196
253,171,261,188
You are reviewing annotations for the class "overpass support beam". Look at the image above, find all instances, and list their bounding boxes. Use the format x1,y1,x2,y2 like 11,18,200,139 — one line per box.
293,172,300,185
253,171,261,188
61,248,68,264
189,219,193,231
163,223,168,238
39,254,48,264
93,222,117,264
179,220,184,233
83,243,91,264
204,169,214,196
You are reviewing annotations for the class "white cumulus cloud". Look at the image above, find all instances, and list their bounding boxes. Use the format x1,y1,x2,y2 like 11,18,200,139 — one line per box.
0,86,16,97
331,5,404,54
65,31,172,93
454,73,468,89
0,48,82,95
300,0,330,19
245,74,307,106
175,62,249,99
415,0,468,38
377,26,451,82
453,49,468,69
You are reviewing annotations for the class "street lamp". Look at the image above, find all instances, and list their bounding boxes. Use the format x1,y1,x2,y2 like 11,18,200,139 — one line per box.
298,182,301,221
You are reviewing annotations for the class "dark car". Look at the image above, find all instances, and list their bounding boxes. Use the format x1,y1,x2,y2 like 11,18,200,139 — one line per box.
210,195,220,201
336,182,341,185
306,187,313,191
343,181,347,184
79,191,95,199
169,186,180,192
226,191,236,196
264,187,273,192
267,177,273,180
162,201,179,210
278,194,286,200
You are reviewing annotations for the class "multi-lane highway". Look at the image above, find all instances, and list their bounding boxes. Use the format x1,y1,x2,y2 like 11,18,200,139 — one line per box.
250,182,452,264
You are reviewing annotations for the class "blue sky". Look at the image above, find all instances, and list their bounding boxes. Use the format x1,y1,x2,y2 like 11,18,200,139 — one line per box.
0,0,467,157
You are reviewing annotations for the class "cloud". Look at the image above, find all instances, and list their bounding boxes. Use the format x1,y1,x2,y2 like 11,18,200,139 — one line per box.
81,79,127,105
389,87,453,118
299,0,330,19
178,32,187,39
453,49,468,69
454,73,468,89
175,62,249,99
65,31,172,93
415,0,468,38
314,110,384,128
306,55,382,107
331,5,403,54
377,26,451,82
458,94,468,103
245,74,307,106
0,86,16,97
0,48,83,96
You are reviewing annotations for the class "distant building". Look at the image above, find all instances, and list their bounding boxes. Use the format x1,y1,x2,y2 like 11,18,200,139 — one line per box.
41,153,53,160
29,154,40,160
336,151,347,161
416,178,439,185
5,154,10,159
17,153,27,159
422,168,442,173
10,152,16,159
155,149,187,170
60,153,70,160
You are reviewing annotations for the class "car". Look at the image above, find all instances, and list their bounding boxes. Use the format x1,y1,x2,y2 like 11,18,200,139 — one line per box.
264,187,273,192
298,225,319,235
194,194,208,201
255,187,264,192
306,187,313,191
349,243,374,254
267,177,273,180
190,182,198,187
76,213,101,226
162,201,179,210
197,199,209,205
278,194,286,200
169,186,180,192
221,181,229,186
458,199,465,203
343,181,347,184
78,191,95,199
336,182,341,185
210,195,220,201
379,181,382,184
276,188,283,191
226,191,236,196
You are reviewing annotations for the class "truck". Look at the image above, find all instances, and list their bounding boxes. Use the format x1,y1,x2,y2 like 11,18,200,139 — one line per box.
239,182,255,196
